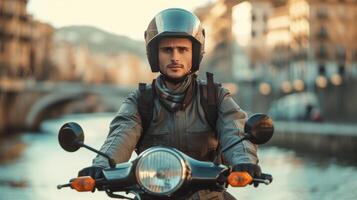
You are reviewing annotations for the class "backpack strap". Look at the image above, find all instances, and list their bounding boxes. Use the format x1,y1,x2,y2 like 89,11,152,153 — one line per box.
138,74,220,135
137,79,156,134
200,72,219,133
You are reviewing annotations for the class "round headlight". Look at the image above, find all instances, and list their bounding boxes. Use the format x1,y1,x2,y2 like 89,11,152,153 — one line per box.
136,147,186,196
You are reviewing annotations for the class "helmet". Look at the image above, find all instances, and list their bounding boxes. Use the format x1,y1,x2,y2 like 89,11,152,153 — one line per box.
145,8,205,73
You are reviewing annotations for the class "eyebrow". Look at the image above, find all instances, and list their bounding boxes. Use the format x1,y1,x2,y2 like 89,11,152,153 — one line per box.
159,45,191,49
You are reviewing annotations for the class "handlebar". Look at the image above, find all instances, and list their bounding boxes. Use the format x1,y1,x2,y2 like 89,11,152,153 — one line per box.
57,176,96,192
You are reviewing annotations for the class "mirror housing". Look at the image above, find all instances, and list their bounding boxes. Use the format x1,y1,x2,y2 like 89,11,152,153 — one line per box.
244,113,274,145
58,122,84,152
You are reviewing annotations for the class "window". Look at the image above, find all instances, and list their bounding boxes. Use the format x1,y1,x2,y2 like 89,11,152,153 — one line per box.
336,46,346,60
317,45,328,59
317,26,328,39
252,13,256,21
317,8,328,19
0,40,5,53
263,14,268,22
318,63,326,75
251,30,256,38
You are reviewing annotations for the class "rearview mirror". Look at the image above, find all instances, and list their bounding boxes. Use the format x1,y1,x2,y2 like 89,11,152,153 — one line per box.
244,113,274,145
58,122,84,152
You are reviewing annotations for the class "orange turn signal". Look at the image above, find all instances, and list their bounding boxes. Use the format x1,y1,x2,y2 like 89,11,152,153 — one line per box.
228,171,253,187
70,176,96,192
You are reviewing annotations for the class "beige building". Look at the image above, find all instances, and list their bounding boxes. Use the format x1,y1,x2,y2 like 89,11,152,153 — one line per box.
231,0,273,81
0,0,54,79
195,0,241,82
30,20,54,80
288,0,357,89
0,0,31,77
195,0,273,82
267,5,291,68
252,0,357,91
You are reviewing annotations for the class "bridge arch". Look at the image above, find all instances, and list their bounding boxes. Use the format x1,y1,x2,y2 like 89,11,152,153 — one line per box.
25,91,89,130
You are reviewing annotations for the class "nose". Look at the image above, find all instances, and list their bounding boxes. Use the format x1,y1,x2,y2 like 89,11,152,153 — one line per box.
171,49,179,63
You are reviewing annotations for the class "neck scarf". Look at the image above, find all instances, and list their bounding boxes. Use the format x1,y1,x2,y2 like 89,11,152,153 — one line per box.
155,74,194,112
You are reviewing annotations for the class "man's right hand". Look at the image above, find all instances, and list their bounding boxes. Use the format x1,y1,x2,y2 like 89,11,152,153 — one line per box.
78,166,104,179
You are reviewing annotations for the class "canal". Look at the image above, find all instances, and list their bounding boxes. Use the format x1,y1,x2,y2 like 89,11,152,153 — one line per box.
0,113,356,200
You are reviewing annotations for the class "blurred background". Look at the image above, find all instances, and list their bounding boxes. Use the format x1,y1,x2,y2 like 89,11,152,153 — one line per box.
0,0,356,199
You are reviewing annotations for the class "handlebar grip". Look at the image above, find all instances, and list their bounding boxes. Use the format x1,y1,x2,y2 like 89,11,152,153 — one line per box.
252,173,273,185
260,173,273,183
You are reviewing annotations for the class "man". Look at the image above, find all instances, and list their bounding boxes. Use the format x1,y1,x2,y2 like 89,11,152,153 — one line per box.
79,8,261,200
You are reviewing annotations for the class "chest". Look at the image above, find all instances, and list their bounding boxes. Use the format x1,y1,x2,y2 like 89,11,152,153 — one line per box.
138,97,218,159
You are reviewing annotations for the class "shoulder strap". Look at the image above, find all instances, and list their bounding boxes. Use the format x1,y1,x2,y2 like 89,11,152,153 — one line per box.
139,75,219,135
200,72,219,133
138,79,156,134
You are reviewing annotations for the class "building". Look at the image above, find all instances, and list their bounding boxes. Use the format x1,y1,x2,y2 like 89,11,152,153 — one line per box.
266,5,293,93
0,0,54,79
29,20,54,80
195,0,274,82
288,0,356,90
0,0,31,77
195,0,241,82
231,0,273,81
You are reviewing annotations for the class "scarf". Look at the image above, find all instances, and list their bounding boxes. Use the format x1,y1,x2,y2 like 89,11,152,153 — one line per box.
155,74,195,112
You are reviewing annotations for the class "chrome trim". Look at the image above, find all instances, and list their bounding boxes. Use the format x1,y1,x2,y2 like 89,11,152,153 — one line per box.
135,147,187,196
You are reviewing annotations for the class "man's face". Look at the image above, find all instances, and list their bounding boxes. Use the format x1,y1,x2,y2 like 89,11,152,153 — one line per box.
158,37,192,79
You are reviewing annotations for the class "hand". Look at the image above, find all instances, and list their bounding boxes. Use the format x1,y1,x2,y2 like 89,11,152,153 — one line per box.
78,166,104,179
232,163,261,187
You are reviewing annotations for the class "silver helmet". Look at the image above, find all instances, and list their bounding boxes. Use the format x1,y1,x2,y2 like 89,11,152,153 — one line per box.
145,8,205,73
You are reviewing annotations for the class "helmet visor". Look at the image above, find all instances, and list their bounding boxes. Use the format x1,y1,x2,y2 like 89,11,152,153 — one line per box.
146,8,203,43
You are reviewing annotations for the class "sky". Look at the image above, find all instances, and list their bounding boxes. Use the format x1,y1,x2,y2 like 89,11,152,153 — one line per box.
28,0,213,41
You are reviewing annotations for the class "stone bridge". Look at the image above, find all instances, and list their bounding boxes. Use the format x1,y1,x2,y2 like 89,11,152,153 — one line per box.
0,80,134,133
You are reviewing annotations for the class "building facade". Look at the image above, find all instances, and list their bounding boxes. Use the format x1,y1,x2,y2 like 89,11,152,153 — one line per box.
285,0,356,91
195,0,241,82
0,0,54,79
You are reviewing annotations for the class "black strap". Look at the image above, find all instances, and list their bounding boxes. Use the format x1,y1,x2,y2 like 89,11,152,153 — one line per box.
138,80,155,134
139,74,219,134
138,74,221,162
200,72,218,132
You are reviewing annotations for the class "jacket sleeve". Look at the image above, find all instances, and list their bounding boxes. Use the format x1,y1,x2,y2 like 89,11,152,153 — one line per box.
92,90,142,168
216,87,258,166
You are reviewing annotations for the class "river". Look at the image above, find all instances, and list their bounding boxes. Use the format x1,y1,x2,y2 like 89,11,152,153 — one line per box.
0,113,356,200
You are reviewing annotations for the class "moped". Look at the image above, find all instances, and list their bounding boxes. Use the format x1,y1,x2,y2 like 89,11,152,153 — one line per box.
57,113,274,199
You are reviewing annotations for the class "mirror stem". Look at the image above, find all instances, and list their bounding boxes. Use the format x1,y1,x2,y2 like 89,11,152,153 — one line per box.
221,137,246,154
78,142,116,168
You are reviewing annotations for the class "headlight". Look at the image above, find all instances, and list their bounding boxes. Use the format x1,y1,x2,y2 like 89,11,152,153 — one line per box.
136,147,186,196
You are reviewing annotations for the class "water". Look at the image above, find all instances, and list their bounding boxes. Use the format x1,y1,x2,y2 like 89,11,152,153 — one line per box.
0,113,356,200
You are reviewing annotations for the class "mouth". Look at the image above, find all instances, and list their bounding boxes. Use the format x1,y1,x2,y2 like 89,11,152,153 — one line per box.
167,64,183,69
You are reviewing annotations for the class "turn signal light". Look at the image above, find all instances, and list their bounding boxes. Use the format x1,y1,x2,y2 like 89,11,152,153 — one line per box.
70,176,96,192
228,172,253,187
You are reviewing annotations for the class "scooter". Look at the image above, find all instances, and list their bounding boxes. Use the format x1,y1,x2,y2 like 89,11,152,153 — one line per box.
57,113,274,199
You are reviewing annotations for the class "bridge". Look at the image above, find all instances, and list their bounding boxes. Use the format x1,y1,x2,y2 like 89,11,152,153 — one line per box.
0,79,134,134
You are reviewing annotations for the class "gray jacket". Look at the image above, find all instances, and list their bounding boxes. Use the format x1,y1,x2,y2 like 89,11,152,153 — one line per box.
93,79,258,168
